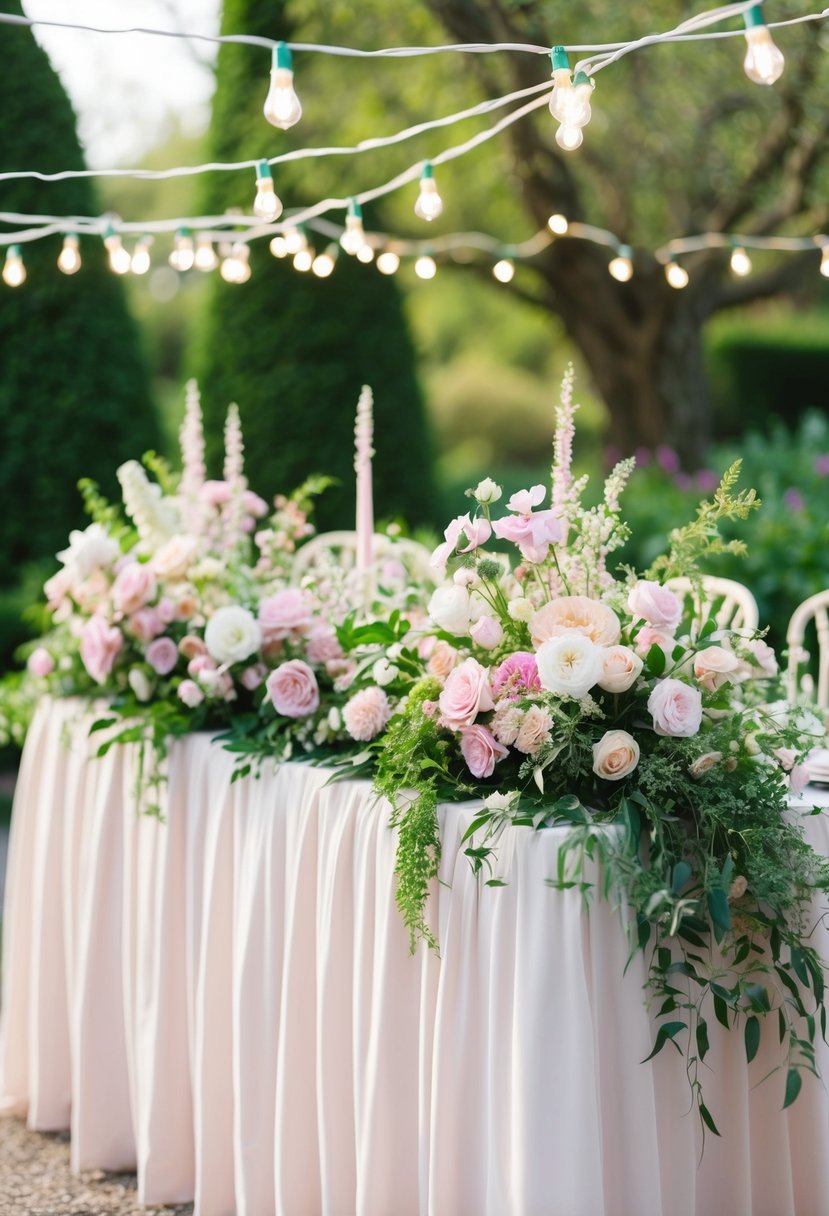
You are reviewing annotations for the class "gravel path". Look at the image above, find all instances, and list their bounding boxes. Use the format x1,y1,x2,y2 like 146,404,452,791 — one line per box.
0,1118,194,1215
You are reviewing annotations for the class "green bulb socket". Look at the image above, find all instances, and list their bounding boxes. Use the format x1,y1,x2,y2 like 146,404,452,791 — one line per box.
551,46,570,72
573,70,592,88
743,4,765,29
421,161,434,179
257,160,273,181
7,245,21,259
347,198,363,219
273,41,293,70
103,223,117,240
617,244,633,259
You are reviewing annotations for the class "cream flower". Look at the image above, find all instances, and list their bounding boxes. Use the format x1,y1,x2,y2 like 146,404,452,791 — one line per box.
514,705,553,755
530,596,621,649
592,729,640,781
536,634,601,699
597,645,643,694
204,605,261,665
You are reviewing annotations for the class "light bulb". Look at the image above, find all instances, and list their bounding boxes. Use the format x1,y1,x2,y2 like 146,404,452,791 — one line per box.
414,163,443,222
492,258,515,283
570,71,594,127
356,244,375,264
253,161,282,222
169,229,195,272
743,7,784,86
555,123,584,151
376,250,400,275
284,226,306,255
312,245,337,278
104,226,131,274
548,47,574,123
269,235,288,258
730,246,752,276
340,200,367,255
263,42,302,129
220,242,250,283
3,245,25,287
820,245,829,279
194,234,218,272
414,254,437,280
293,247,314,272
131,237,152,275
664,260,689,289
57,234,81,275
548,213,569,235
608,246,633,282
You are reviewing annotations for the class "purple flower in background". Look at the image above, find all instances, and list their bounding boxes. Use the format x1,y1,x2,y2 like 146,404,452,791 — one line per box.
674,473,693,492
656,445,681,475
604,444,622,469
634,447,652,468
784,488,805,512
695,470,719,493
815,454,829,478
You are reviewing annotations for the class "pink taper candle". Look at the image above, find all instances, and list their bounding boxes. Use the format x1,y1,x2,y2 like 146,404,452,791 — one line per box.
354,385,375,575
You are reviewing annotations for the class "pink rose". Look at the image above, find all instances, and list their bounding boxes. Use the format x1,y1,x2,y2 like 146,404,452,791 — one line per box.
27,647,54,677
592,729,640,780
179,635,207,660
460,724,509,778
343,686,392,741
258,588,314,642
628,581,682,631
491,652,541,700
470,616,503,650
80,615,124,684
635,626,676,659
146,636,179,676
427,640,459,682
128,608,164,643
693,646,740,693
178,679,204,708
506,485,546,513
188,654,217,677
112,561,156,616
514,705,553,755
647,678,703,737
157,598,176,624
438,658,495,729
306,627,343,664
266,660,320,718
240,663,267,691
597,645,643,693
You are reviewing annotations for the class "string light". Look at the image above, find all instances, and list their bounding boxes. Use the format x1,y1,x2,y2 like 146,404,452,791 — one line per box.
492,257,515,282
730,244,752,275
194,233,218,271
312,244,337,277
130,236,152,275
103,225,131,274
253,161,282,222
548,213,569,235
608,245,634,281
169,228,195,271
57,234,81,275
284,226,307,255
340,199,367,255
220,242,251,283
263,41,302,130
664,259,689,288
414,252,437,280
3,245,25,287
293,245,314,272
356,244,375,264
269,235,288,257
549,47,593,151
376,249,400,275
414,162,444,222
743,4,785,85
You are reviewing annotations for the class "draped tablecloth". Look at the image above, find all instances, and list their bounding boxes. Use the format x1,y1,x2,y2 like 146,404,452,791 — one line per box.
2,698,829,1216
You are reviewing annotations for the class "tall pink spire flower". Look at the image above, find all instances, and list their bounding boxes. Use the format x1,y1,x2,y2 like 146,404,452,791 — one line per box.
179,379,207,534
551,363,578,518
221,403,248,553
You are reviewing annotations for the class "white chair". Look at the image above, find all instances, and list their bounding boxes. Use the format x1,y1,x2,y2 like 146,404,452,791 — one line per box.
786,589,829,708
291,530,435,584
666,575,759,632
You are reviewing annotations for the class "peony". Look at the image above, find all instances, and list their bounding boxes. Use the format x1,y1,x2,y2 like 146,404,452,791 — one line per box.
648,678,703,737
112,561,156,616
342,686,392,741
491,652,541,700
57,523,120,578
469,616,503,650
80,614,124,684
531,596,621,649
146,636,179,676
628,581,682,631
27,648,54,677
689,751,723,778
536,634,601,700
427,640,459,682
266,660,320,718
592,730,640,781
514,705,553,755
204,606,261,666
460,724,509,778
258,588,314,643
597,645,643,693
153,535,198,580
178,679,204,708
428,584,472,636
693,646,741,693
438,658,495,729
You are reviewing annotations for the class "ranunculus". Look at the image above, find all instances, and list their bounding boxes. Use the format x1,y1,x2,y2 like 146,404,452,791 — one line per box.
27,647,54,677
628,581,682,631
460,724,509,778
438,658,495,729
689,751,723,778
178,679,204,708
693,646,741,693
80,614,124,684
153,534,198,580
592,729,640,781
342,686,392,741
597,645,643,693
648,678,703,737
112,561,156,616
531,596,621,649
491,652,540,699
514,705,553,755
427,640,459,681
469,616,503,650
146,636,179,676
258,588,314,642
57,523,120,578
204,606,261,666
635,626,676,659
536,634,601,699
428,585,472,636
266,660,320,718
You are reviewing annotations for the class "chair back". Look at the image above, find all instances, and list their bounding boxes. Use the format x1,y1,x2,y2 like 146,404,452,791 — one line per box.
786,589,829,707
291,530,434,583
666,575,759,633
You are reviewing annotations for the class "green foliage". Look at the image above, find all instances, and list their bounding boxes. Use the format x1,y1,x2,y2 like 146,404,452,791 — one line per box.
193,0,438,530
0,2,158,587
647,462,759,582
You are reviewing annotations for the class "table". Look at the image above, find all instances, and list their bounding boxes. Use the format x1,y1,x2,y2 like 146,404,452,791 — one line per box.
2,698,829,1215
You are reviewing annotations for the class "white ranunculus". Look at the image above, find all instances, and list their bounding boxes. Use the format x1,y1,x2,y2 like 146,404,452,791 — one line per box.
536,634,601,699
57,523,120,579
204,605,261,665
428,584,472,635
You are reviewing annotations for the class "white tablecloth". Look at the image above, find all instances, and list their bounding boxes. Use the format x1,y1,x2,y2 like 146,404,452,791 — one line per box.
2,698,829,1215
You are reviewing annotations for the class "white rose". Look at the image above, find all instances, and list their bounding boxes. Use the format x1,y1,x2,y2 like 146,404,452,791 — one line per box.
689,751,722,778
128,668,153,702
204,605,262,665
597,645,643,693
473,478,502,506
693,646,741,693
428,584,472,635
592,729,640,781
536,634,601,699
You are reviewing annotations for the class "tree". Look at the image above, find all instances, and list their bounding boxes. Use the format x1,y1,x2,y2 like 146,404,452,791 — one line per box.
0,1,159,581
195,0,437,531
419,0,829,465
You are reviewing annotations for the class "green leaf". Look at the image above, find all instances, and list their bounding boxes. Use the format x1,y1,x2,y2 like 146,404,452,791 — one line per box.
783,1068,802,1109
713,993,730,1030
707,887,732,936
642,1021,686,1062
485,878,507,888
699,1102,721,1137
744,983,771,1013
621,797,641,853
645,643,666,676
744,1015,760,1063
696,1017,710,1063
88,717,117,734
671,860,692,895
790,946,809,988
460,814,493,843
